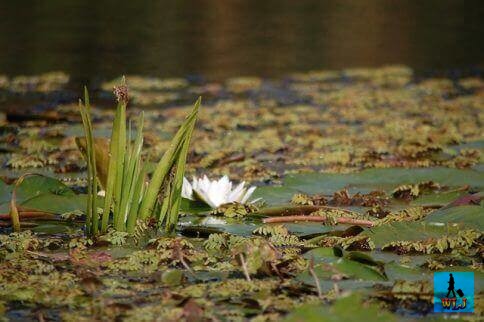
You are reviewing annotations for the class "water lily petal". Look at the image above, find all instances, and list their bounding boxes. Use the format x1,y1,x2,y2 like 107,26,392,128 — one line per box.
241,186,257,204
186,175,259,208
204,179,225,208
182,177,193,200
228,181,246,202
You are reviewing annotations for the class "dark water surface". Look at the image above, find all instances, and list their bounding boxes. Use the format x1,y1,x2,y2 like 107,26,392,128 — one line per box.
0,0,483,82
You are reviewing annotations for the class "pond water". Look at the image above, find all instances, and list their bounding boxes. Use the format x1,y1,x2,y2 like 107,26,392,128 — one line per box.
0,0,482,83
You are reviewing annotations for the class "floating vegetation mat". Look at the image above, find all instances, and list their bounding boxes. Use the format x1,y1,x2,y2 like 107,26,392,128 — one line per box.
0,66,483,321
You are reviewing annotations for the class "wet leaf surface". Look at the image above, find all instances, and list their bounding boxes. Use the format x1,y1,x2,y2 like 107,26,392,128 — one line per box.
283,293,396,322
424,205,484,231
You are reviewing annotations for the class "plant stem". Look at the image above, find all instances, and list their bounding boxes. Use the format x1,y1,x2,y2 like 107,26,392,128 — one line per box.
9,189,20,232
308,259,323,298
0,211,54,220
8,173,44,232
239,253,251,282
113,101,127,231
179,253,196,278
262,215,374,227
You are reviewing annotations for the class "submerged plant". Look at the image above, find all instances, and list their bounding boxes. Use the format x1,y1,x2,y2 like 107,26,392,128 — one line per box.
78,80,200,235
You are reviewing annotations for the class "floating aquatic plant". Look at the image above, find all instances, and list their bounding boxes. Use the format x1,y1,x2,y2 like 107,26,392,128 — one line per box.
181,175,260,208
78,80,200,235
1,67,483,320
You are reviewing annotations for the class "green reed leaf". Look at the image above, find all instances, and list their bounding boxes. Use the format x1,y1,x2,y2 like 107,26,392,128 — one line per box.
139,97,201,220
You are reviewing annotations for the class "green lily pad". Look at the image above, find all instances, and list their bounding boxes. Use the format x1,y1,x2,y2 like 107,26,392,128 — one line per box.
367,251,431,268
0,176,104,215
411,190,464,207
303,247,339,263
15,176,75,200
328,259,386,281
361,222,462,249
31,222,75,234
21,193,92,215
384,262,430,282
0,176,73,206
424,205,483,231
285,223,344,236
180,198,211,214
301,248,387,281
254,168,484,205
284,293,396,322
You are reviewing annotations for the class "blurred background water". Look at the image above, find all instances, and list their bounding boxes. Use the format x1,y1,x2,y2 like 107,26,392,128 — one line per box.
0,0,482,83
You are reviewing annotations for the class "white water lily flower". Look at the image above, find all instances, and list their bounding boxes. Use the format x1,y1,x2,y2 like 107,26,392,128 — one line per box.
182,175,260,208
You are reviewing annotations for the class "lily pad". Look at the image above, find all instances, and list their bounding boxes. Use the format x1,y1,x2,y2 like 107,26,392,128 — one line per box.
284,293,396,322
384,262,430,282
0,176,70,205
285,223,344,236
0,176,90,214
361,222,462,249
303,247,339,263
254,168,484,205
31,222,76,234
424,205,483,231
21,194,91,215
411,190,465,207
367,251,431,268
301,248,387,281
180,198,212,214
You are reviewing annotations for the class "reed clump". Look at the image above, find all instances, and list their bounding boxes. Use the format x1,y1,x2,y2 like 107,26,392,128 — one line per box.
78,80,200,236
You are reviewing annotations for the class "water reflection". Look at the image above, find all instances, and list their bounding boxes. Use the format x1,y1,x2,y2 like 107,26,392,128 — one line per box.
0,0,482,81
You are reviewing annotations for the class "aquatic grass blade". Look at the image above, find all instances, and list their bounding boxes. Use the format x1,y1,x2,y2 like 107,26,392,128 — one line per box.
157,169,174,226
164,107,198,231
126,164,147,233
77,84,200,236
100,109,120,233
158,102,198,231
78,101,92,233
84,88,98,234
78,88,98,235
165,137,191,232
139,97,201,220
119,112,144,231
112,101,127,231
